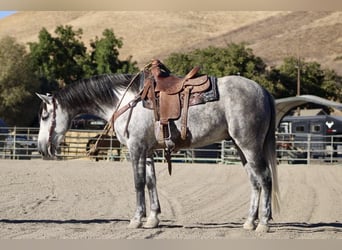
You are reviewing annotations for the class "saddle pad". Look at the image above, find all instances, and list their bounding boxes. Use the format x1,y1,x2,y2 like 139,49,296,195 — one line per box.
142,76,219,110
189,76,219,105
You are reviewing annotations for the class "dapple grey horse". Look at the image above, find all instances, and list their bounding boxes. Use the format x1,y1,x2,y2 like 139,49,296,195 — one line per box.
36,73,280,232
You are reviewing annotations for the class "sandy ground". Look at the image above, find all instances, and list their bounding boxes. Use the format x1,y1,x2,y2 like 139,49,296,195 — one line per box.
0,159,341,239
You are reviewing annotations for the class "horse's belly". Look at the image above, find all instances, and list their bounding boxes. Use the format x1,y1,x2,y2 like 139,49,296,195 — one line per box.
174,102,229,148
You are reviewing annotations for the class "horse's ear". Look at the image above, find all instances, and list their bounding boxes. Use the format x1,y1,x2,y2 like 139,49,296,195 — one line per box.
36,93,52,104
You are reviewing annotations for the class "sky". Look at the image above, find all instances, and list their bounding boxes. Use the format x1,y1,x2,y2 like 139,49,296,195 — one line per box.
0,11,17,19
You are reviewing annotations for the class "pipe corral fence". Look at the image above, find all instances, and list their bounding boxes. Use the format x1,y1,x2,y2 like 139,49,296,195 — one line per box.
1,127,342,165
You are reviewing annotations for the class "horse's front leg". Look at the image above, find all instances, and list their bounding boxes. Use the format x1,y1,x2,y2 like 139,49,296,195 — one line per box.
128,154,147,229
144,157,161,228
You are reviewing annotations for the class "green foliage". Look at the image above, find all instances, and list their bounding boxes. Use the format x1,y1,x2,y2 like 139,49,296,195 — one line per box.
29,26,87,86
1,25,138,126
165,43,267,77
29,25,138,89
165,44,341,101
89,28,123,75
269,57,342,100
0,36,40,126
165,43,273,93
86,28,138,76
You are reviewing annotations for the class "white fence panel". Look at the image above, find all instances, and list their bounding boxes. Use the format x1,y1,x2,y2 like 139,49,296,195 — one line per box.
1,127,342,164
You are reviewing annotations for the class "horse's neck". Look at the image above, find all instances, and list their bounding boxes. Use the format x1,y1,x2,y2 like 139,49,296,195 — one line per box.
59,85,139,123
63,101,115,123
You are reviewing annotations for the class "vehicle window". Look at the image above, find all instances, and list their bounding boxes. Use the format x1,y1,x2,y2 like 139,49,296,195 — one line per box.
311,124,321,133
295,125,305,132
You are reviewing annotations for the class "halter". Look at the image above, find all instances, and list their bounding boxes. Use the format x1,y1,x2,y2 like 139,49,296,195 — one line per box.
47,96,57,156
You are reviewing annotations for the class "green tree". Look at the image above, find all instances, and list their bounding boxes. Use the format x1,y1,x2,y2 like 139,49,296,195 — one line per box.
0,36,40,126
321,69,342,101
269,57,341,100
164,43,274,94
164,44,342,100
29,26,138,86
165,43,267,77
29,25,87,87
87,28,138,76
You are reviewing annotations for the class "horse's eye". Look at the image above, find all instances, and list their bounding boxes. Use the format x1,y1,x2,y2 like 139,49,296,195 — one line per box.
41,112,49,121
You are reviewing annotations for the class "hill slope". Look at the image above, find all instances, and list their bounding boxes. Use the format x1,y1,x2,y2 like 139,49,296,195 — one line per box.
1,11,341,74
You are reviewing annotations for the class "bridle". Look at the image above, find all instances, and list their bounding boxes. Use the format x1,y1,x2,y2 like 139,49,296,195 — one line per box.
47,96,57,157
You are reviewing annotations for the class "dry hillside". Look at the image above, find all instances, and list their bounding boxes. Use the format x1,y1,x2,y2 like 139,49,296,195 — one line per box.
1,11,341,74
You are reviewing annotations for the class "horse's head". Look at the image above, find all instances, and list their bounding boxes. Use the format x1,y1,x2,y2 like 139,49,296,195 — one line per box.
36,93,70,159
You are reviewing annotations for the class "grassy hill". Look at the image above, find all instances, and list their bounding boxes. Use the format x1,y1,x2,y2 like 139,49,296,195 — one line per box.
1,11,341,74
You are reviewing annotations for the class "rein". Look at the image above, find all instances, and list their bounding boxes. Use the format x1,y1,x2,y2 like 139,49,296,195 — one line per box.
87,62,153,156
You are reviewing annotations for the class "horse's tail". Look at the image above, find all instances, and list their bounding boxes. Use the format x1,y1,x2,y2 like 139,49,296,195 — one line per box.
264,91,281,214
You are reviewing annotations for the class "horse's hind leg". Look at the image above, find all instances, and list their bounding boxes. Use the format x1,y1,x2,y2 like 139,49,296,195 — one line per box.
144,157,161,228
235,145,261,230
244,157,273,232
255,164,273,233
243,168,261,230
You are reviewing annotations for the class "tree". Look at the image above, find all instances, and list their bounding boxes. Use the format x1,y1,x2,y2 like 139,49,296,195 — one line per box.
164,43,274,94
0,36,40,126
269,57,342,100
165,43,267,77
29,26,87,87
87,28,138,76
321,69,342,101
29,26,139,87
164,44,342,100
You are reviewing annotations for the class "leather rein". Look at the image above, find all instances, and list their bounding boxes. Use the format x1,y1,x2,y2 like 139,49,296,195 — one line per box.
87,64,152,155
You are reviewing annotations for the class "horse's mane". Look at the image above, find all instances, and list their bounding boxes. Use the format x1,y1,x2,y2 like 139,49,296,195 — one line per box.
54,73,141,111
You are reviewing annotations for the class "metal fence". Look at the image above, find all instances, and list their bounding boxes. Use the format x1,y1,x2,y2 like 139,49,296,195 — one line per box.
0,127,39,160
276,133,342,164
1,127,342,164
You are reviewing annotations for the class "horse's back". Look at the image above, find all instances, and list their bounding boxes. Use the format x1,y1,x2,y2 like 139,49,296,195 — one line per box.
218,75,271,107
182,75,273,148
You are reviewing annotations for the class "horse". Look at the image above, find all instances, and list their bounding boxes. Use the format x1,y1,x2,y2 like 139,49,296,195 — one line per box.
36,72,280,232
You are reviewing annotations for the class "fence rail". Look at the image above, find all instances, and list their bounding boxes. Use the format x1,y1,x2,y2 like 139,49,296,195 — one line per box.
1,127,342,164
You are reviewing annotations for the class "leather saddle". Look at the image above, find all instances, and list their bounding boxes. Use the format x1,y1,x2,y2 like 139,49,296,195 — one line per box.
153,65,209,94
140,59,218,175
142,59,211,140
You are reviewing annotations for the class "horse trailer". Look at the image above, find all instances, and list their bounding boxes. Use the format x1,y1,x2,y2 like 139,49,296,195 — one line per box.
277,115,342,162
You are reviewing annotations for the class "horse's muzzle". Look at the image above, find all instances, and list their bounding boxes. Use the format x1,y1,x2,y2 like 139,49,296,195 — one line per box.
38,142,57,160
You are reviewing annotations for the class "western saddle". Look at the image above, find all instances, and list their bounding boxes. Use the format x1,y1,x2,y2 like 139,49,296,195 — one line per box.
141,59,213,174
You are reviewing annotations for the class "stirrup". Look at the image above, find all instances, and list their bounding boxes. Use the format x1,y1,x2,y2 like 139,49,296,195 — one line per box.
155,121,171,143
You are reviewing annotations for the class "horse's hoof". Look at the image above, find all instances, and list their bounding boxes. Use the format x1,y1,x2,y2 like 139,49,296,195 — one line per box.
143,217,160,229
127,219,143,229
243,221,256,230
255,223,270,233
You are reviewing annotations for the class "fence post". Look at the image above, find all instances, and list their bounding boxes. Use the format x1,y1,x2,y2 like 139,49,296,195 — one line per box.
307,134,311,165
330,135,334,164
221,140,225,164
108,134,113,162
13,126,16,159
